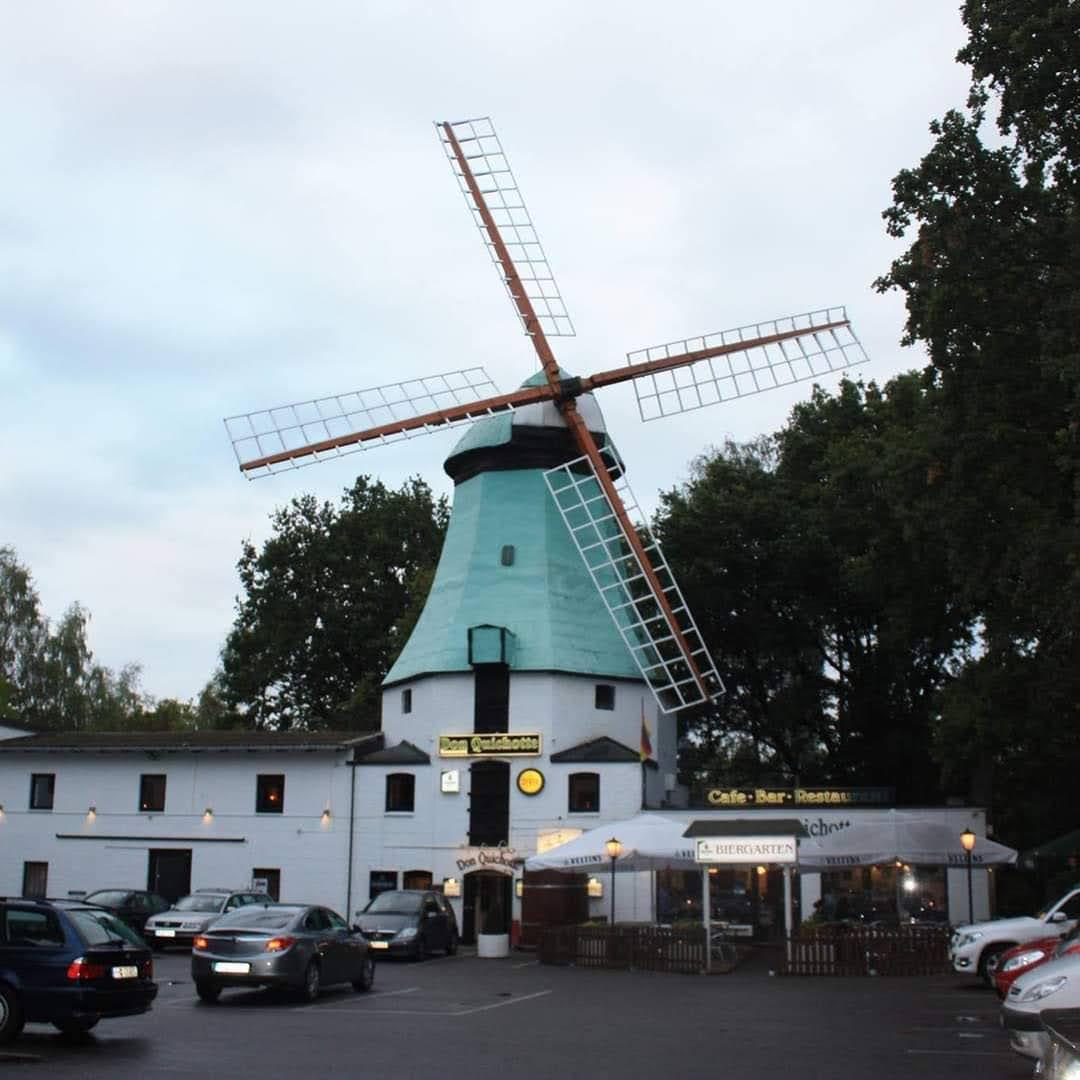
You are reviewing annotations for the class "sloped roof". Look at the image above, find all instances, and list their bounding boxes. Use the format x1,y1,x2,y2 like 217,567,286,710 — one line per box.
353,740,431,765
550,736,643,764
0,730,384,754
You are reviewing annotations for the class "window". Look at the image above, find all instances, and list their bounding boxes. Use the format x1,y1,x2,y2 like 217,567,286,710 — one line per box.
370,871,397,901
303,908,330,932
595,684,615,710
139,773,166,812
402,688,412,714
568,772,600,813
29,773,55,810
474,664,509,733
403,869,432,890
386,773,415,813
500,545,515,566
252,868,281,901
21,861,49,899
4,905,63,945
256,774,285,813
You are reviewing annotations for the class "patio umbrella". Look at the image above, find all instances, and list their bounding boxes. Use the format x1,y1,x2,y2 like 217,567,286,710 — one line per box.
524,812,699,873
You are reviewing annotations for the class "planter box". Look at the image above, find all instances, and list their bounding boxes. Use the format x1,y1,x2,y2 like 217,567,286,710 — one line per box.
477,932,510,958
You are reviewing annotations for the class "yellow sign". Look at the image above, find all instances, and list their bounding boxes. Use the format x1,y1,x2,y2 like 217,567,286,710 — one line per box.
438,733,542,757
516,768,545,796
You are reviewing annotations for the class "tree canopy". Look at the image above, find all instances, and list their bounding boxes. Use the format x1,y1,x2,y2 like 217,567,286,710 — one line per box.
219,475,448,730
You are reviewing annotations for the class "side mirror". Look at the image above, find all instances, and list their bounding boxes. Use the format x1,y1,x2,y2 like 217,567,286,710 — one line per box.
350,924,364,934
1050,911,1069,923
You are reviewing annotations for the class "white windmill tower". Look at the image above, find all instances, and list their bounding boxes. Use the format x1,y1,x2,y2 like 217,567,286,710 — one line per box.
226,118,869,938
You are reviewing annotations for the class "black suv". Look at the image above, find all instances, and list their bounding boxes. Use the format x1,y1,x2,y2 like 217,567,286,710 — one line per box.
354,890,459,959
0,898,157,1043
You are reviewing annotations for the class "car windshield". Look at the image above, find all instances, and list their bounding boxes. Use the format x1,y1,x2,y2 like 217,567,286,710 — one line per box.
84,890,130,906
211,907,300,930
69,909,145,947
173,895,226,913
365,891,423,915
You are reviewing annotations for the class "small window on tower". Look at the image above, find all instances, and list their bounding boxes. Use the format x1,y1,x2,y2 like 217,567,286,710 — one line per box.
595,684,615,710
500,545,515,567
402,688,412,714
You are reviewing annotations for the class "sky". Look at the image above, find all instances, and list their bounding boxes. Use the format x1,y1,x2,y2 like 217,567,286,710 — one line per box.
1,1,974,703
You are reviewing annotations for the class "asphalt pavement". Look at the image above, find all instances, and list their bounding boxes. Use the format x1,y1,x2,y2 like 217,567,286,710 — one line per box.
0,947,1035,1079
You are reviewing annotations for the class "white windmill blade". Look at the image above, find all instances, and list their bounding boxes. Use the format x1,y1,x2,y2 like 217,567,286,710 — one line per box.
544,446,724,714
627,306,869,422
437,117,575,339
224,367,505,477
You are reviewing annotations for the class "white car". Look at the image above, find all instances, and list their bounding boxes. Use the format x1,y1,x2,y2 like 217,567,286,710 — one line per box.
950,886,1080,985
143,888,272,949
1000,950,1080,1067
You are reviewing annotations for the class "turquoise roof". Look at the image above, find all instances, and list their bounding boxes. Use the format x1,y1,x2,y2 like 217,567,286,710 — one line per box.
383,466,641,684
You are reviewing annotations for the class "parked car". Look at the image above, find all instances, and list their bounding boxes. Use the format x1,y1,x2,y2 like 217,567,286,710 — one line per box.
81,890,170,934
144,888,272,949
0,897,157,1043
1001,950,1080,1068
950,884,1080,985
191,903,374,1003
993,923,1080,998
354,889,458,959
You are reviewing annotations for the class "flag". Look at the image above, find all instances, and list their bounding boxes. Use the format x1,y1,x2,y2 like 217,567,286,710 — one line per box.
639,701,653,763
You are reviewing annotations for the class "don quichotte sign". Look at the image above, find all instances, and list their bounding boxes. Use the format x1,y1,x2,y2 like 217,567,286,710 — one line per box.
438,733,542,758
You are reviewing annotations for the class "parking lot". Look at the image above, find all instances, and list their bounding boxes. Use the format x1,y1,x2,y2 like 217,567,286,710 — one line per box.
1,949,1034,1079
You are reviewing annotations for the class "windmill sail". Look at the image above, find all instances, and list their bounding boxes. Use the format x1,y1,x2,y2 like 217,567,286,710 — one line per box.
544,445,723,713
626,307,869,421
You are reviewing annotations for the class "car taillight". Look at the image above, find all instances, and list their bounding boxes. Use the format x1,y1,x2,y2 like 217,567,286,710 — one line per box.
66,957,107,981
140,958,153,979
265,936,295,952
193,936,209,950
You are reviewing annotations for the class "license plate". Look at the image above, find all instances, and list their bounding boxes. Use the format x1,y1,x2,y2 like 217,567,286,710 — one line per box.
112,965,138,979
369,941,389,950
213,961,251,974
155,929,176,938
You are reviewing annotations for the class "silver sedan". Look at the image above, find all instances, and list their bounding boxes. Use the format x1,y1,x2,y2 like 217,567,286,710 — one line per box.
191,903,374,1003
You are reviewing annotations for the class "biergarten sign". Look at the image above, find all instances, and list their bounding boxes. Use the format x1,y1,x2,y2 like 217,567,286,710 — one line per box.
438,733,542,758
702,787,894,808
695,836,798,864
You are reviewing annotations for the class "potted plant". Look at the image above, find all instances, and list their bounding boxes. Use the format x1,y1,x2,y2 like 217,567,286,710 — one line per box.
477,895,510,958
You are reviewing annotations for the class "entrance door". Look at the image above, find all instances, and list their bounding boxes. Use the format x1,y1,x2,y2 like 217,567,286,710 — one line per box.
462,870,512,944
148,849,192,903
468,760,509,846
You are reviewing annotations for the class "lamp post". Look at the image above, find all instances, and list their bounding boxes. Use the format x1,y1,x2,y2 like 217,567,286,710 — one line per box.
960,828,977,923
605,837,622,926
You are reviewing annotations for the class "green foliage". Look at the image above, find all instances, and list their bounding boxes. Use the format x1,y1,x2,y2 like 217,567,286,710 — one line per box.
220,475,448,730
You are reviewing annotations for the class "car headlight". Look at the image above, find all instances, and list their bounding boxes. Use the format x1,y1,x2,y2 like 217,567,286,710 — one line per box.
394,927,418,941
1019,975,1069,1003
1003,950,1047,972
958,931,983,947
181,921,204,931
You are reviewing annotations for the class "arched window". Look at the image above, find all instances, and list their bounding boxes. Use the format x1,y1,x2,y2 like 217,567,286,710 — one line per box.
385,773,416,813
568,772,600,813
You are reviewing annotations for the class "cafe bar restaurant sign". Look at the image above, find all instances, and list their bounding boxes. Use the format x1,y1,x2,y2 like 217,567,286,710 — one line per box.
438,733,542,758
704,786,894,808
696,837,798,865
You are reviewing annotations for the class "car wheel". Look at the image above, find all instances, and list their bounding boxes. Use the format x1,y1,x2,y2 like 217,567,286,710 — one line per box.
0,984,25,1045
53,1017,100,1036
299,961,321,1003
195,980,221,1003
978,944,1011,986
445,932,458,957
352,954,375,993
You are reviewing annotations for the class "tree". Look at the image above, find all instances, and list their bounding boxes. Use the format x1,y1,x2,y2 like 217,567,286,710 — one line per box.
874,0,1080,846
221,475,448,730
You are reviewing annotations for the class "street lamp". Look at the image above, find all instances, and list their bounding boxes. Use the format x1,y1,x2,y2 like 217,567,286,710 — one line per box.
605,837,622,926
960,828,977,923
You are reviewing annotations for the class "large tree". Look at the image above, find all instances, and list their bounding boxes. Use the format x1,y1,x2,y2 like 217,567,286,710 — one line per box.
873,0,1080,845
221,475,448,730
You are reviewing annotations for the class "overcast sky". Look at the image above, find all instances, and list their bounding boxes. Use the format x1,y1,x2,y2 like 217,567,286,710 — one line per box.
2,1,973,703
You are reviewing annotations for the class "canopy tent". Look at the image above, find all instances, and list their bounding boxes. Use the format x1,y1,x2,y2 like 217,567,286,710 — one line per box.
524,812,699,873
798,814,1018,869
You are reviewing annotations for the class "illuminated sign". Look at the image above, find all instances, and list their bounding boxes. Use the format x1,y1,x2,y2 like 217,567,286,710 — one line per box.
440,770,460,793
695,837,798,864
438,733,542,757
455,846,523,875
536,828,582,854
704,787,893,808
516,768,545,796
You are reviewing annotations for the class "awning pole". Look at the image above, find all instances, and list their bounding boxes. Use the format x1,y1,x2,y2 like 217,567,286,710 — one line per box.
784,865,793,967
702,866,711,975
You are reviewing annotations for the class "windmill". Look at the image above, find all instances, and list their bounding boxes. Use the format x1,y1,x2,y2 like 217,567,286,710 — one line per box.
225,117,869,715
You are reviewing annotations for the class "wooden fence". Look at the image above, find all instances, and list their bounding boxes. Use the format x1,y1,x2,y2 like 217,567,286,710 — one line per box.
780,925,951,976
538,924,707,974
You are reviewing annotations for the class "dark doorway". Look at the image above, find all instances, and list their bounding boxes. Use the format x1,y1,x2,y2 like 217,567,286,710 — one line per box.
462,870,512,943
468,760,509,846
148,849,192,903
